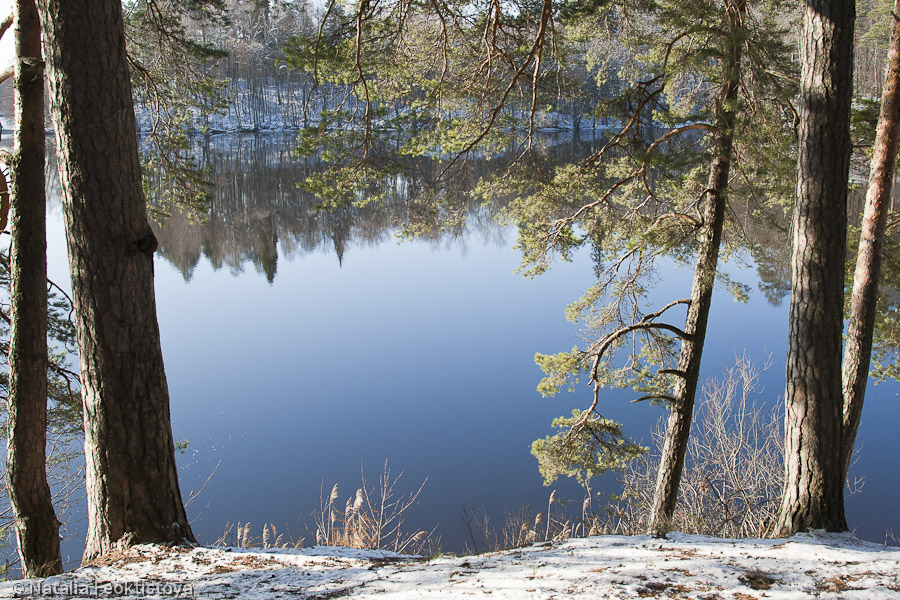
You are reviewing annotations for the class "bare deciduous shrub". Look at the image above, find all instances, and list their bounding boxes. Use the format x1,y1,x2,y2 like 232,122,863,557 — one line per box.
462,358,786,552
604,355,784,537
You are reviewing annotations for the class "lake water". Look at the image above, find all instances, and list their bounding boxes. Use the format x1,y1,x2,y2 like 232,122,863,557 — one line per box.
41,133,900,565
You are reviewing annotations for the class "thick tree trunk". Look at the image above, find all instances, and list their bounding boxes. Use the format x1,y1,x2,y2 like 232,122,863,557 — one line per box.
35,0,195,562
841,0,900,482
773,0,853,536
648,7,742,533
5,0,62,578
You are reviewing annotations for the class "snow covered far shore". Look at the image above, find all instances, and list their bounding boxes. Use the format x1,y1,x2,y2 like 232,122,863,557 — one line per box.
1,532,898,599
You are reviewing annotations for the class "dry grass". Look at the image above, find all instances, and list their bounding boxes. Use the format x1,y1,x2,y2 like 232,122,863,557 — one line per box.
460,493,578,554
213,460,431,555
215,521,302,549
311,460,431,555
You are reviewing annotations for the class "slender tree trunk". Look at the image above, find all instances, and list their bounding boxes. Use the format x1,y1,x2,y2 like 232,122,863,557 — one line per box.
35,0,195,562
773,0,853,537
4,0,63,578
841,1,900,482
648,4,743,533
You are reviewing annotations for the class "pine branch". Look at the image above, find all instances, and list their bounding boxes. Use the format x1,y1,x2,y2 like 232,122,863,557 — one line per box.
570,298,692,430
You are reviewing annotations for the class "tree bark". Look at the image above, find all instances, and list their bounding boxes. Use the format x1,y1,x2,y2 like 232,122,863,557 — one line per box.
648,2,743,533
841,0,900,482
35,0,195,562
4,0,63,578
773,0,853,536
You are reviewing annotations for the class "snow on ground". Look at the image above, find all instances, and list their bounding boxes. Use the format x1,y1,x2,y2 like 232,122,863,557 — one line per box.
1,532,898,599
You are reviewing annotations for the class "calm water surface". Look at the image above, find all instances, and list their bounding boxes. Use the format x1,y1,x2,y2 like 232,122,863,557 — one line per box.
43,134,899,562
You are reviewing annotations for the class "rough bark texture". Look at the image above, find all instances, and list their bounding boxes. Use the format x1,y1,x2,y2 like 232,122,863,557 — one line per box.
648,7,742,533
0,165,8,231
773,0,853,536
4,0,63,578
841,0,900,481
35,0,195,562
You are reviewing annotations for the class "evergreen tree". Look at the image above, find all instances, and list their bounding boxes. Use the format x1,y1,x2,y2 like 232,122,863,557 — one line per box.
516,0,795,530
773,0,854,536
842,0,900,485
285,0,796,526
36,0,196,561
125,0,230,217
2,0,61,577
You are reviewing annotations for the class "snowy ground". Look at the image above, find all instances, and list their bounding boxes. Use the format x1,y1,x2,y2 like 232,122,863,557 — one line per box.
1,532,898,599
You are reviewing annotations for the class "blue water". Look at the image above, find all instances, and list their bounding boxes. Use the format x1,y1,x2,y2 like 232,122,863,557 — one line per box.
40,135,900,566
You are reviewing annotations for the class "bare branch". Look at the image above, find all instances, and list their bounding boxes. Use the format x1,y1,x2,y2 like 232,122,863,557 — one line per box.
436,0,555,182
0,12,12,43
569,298,693,430
658,368,688,378
631,394,677,403
185,460,221,508
591,320,692,363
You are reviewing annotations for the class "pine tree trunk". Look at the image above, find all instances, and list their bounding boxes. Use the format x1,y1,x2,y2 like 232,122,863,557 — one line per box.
5,0,62,578
773,0,853,536
841,0,900,482
35,0,195,562
648,6,742,533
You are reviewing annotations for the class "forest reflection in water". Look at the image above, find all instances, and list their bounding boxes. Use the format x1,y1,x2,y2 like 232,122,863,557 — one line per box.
46,133,900,556
148,132,588,282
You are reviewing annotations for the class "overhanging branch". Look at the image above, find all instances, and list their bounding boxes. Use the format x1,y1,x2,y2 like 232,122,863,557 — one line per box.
569,298,692,430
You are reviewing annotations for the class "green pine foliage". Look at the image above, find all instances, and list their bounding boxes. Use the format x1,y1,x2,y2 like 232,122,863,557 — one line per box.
281,0,576,218
503,0,798,270
531,409,646,487
858,0,896,49
279,0,800,490
126,0,231,219
509,0,798,489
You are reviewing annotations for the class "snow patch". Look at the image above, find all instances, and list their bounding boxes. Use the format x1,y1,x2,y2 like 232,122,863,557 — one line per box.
1,533,898,599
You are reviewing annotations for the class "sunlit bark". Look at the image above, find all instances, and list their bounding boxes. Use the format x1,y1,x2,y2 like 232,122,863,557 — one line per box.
774,0,853,536
649,0,744,532
841,0,900,482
